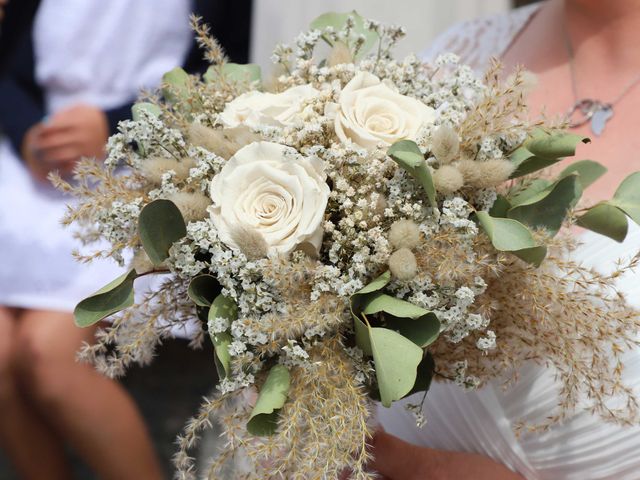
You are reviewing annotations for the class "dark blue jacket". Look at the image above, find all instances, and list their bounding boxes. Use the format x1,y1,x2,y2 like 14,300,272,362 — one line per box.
0,0,252,157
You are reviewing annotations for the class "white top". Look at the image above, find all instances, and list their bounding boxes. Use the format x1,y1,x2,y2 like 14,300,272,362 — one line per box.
379,4,640,479
0,0,192,311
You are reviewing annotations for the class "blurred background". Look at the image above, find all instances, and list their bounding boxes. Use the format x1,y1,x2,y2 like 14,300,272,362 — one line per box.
0,0,537,478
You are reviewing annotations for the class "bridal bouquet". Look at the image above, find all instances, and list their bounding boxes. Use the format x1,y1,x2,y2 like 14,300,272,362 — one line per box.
56,13,640,479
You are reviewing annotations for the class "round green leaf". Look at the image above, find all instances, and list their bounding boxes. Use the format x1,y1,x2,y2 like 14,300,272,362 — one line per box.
475,211,547,266
610,172,640,225
310,11,379,59
188,274,220,307
526,131,590,159
74,269,138,327
508,179,552,207
559,159,607,189
577,203,629,243
247,365,290,436
370,327,423,407
362,293,429,319
357,271,391,295
210,330,232,379
386,313,441,348
507,174,583,236
131,102,162,121
388,140,436,208
407,352,435,397
138,199,187,266
162,67,189,104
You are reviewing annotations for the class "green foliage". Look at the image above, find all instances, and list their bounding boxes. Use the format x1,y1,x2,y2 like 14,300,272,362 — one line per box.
361,294,430,319
577,203,629,243
576,172,640,242
407,352,435,396
161,67,189,104
247,365,290,436
507,174,583,236
559,160,607,189
386,314,440,348
74,269,138,327
310,11,379,59
388,140,437,208
475,211,547,266
204,63,262,86
138,199,187,265
187,274,219,307
509,130,590,178
370,327,423,407
207,295,237,379
131,102,162,121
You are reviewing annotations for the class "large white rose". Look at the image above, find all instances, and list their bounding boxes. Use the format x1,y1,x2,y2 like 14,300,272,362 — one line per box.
219,85,319,129
334,72,436,150
209,141,329,256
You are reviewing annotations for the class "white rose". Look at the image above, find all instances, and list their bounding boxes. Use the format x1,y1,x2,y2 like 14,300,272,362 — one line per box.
334,72,436,150
219,85,319,129
209,141,329,256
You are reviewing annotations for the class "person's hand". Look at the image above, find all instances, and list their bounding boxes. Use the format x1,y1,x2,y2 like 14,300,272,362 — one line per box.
22,104,109,181
365,430,525,480
0,0,8,21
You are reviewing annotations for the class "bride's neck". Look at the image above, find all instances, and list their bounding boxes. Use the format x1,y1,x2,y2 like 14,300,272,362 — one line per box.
555,0,640,68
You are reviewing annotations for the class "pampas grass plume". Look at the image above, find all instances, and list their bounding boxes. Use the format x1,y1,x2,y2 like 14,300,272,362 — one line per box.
166,191,211,223
229,224,269,260
433,165,464,193
431,125,460,164
139,157,195,184
389,248,418,281
388,219,420,250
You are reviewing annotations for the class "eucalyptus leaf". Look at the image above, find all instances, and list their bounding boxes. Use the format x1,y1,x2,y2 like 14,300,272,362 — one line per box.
161,67,189,104
205,63,262,86
507,174,583,236
386,313,441,348
247,365,290,436
74,269,138,327
131,102,162,121
138,199,187,265
407,352,435,396
353,315,373,356
370,327,423,407
489,195,511,218
559,160,607,189
577,203,629,243
610,172,640,225
207,295,237,379
187,274,219,307
388,140,437,208
310,11,379,59
475,211,547,266
508,179,552,207
362,293,429,319
525,131,590,159
357,271,392,295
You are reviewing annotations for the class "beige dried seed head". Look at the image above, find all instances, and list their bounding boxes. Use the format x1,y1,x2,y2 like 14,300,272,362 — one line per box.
388,219,421,250
228,223,269,260
457,159,514,188
139,157,196,184
388,247,418,281
188,123,259,159
432,164,464,193
431,125,460,164
165,191,211,223
327,42,353,67
129,248,155,274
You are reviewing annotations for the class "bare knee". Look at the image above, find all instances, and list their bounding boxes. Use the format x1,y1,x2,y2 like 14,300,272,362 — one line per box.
0,309,19,403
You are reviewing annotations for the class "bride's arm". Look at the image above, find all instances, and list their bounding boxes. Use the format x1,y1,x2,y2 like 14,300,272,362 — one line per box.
371,431,525,480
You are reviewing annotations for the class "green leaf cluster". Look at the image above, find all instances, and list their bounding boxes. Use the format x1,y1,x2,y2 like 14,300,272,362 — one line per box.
247,365,290,435
387,140,437,209
204,63,262,87
74,269,139,327
350,272,440,407
310,11,379,60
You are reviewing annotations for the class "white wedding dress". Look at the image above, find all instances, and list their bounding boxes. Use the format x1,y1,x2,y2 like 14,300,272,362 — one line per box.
378,4,640,479
0,0,192,311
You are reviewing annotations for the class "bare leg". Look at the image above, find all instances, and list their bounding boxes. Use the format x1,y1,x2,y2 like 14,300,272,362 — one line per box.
14,309,163,480
0,307,71,480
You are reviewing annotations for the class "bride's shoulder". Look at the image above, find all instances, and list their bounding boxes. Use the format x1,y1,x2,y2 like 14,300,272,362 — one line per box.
422,3,542,71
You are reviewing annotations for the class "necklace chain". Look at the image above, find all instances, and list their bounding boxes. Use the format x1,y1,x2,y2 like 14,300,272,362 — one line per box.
561,9,640,134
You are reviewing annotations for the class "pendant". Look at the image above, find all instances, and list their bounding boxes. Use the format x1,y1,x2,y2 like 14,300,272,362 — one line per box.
567,99,613,136
590,105,613,136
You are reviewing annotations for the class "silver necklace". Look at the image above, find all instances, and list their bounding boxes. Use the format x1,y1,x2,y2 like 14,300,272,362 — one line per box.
563,26,640,136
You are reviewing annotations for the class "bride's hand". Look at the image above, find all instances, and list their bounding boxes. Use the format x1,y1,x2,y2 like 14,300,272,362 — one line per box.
0,0,8,21
369,430,524,480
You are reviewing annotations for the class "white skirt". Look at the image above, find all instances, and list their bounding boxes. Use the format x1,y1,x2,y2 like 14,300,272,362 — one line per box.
0,139,125,312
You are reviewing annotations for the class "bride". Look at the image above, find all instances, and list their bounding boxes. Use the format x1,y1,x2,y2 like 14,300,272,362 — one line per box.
374,0,640,479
